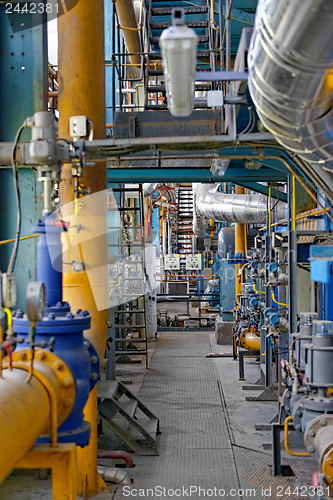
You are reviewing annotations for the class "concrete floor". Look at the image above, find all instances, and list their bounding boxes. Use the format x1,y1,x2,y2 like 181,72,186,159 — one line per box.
0,329,325,499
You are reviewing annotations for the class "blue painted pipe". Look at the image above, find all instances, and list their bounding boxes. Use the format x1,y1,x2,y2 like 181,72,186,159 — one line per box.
13,217,100,447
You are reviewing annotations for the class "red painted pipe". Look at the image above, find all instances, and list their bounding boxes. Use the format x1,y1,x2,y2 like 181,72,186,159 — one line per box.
97,450,134,468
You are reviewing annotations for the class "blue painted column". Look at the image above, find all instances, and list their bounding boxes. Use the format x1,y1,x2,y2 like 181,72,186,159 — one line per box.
105,0,121,133
151,191,160,255
0,6,47,308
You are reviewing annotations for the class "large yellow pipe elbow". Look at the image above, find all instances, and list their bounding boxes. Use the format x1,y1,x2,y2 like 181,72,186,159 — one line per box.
240,328,261,351
0,368,50,484
0,349,75,485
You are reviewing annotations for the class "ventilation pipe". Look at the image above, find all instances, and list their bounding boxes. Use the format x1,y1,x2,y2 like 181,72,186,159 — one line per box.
143,183,159,197
115,0,141,65
248,0,333,185
193,183,284,236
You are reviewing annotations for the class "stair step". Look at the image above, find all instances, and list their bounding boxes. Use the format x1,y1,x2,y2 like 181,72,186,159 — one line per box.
147,85,166,93
108,207,140,211
108,243,142,247
97,380,119,400
115,324,146,328
129,418,159,441
99,398,138,420
151,20,208,29
145,105,168,110
115,338,147,343
116,350,148,355
116,309,145,313
151,6,208,16
147,69,164,76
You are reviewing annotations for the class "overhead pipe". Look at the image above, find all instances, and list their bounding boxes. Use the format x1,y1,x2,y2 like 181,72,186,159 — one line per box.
193,183,284,236
143,183,159,197
248,0,333,182
114,0,142,65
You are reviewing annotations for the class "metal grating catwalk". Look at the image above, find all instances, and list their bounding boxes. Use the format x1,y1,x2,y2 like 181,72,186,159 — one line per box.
114,331,307,500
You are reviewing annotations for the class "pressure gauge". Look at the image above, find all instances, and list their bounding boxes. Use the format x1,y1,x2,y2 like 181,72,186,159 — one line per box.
26,282,46,322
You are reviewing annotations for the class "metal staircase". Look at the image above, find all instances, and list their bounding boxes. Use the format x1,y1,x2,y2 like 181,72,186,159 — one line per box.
108,185,149,368
176,185,194,257
98,380,160,455
144,0,216,110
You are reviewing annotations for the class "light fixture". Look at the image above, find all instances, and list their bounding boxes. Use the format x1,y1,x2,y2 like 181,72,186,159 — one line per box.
159,8,198,117
210,157,230,176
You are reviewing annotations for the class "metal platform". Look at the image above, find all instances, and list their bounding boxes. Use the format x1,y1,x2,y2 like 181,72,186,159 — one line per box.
114,331,314,500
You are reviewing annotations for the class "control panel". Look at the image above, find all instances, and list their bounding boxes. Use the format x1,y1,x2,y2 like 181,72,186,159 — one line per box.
164,255,181,270
185,254,202,270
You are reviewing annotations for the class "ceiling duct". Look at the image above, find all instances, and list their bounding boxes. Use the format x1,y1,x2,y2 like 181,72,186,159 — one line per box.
248,0,333,187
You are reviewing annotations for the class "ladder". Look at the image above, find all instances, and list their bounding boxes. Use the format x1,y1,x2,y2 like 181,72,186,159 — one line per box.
98,380,160,455
144,0,215,111
108,185,149,368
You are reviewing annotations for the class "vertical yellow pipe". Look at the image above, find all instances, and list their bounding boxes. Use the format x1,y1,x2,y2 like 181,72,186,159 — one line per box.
268,184,272,236
58,0,108,495
292,175,296,231
235,185,247,302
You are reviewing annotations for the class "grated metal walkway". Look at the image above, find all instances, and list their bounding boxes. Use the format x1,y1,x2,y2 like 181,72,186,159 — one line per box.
115,331,241,499
114,331,304,500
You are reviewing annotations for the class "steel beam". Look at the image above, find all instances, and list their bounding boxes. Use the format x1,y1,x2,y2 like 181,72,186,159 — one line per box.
235,181,288,203
107,167,286,184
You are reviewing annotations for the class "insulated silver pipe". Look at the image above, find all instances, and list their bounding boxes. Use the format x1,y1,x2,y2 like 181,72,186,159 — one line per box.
143,183,159,197
192,183,208,236
193,183,285,236
248,0,333,171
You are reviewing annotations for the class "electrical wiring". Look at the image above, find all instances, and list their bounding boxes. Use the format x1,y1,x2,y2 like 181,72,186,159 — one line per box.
267,336,288,355
7,123,26,274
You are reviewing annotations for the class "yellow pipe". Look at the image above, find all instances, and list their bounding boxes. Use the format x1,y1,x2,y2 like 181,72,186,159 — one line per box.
235,186,247,304
3,307,12,331
210,0,219,30
272,291,289,307
253,283,265,294
58,0,108,495
292,175,296,231
0,368,50,484
115,0,141,65
76,386,108,496
284,416,310,457
0,234,38,246
240,328,261,351
268,184,272,236
0,349,75,485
